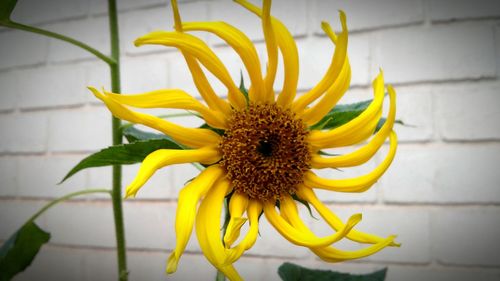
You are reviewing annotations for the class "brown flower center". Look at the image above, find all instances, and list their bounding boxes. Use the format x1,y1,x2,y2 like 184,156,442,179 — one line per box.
219,103,311,201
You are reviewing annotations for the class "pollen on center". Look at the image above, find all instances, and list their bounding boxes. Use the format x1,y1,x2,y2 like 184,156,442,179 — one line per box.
219,103,311,201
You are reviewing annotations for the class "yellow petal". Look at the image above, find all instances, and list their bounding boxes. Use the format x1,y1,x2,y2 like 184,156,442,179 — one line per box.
234,0,299,107
225,200,262,264
89,87,221,148
261,0,278,102
308,70,385,149
312,85,396,168
223,192,249,248
292,12,348,113
125,147,220,198
305,131,397,193
296,185,397,245
103,89,227,129
196,178,243,281
312,235,397,262
182,21,264,102
263,198,361,247
300,57,351,126
135,31,246,109
167,165,224,273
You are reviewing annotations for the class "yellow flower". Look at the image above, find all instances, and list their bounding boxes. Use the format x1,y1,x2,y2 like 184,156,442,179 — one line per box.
90,0,398,280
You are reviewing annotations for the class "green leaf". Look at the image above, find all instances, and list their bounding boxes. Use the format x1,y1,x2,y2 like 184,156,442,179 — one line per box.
278,262,387,281
61,139,182,183
291,194,317,219
310,99,372,130
0,0,18,23
0,222,50,281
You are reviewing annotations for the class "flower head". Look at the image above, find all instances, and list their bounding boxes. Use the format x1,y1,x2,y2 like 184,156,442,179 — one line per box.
90,0,398,279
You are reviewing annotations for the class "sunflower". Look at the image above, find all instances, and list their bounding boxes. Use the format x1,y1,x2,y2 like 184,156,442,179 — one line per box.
89,0,398,280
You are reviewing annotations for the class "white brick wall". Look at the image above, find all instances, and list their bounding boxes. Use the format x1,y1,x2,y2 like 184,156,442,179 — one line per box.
1,0,500,280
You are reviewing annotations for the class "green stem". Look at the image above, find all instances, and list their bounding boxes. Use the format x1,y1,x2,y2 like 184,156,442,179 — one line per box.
0,20,115,66
216,270,226,281
27,189,111,223
108,0,127,280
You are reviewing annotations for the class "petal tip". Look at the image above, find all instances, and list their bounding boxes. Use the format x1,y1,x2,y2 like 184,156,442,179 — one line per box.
166,253,179,274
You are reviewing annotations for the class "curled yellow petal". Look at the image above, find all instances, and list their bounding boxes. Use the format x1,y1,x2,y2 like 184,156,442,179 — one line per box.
292,12,348,113
312,85,397,168
263,198,361,247
305,131,398,193
196,178,242,281
312,235,397,262
308,70,385,149
125,147,220,198
182,21,264,102
223,192,249,248
300,57,351,126
234,0,299,107
296,185,397,245
103,89,227,129
89,87,221,148
134,31,246,109
167,165,224,273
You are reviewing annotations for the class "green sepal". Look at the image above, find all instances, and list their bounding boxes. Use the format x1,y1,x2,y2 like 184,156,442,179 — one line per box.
291,194,317,220
239,70,249,104
0,222,50,281
0,0,18,23
278,262,387,281
199,123,225,136
60,139,182,183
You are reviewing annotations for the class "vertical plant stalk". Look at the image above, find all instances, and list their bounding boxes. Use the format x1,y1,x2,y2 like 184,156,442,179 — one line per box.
108,0,127,280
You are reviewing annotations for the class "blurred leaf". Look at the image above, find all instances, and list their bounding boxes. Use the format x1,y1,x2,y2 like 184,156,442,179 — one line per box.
122,126,173,143
278,262,387,281
0,222,50,281
310,99,372,130
61,139,183,183
0,0,18,23
239,71,249,103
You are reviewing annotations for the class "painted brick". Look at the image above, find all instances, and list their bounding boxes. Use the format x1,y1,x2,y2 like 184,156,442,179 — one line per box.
0,200,46,240
90,0,167,15
48,107,112,152
123,201,177,250
373,24,496,83
82,249,117,281
17,155,88,198
128,252,216,281
0,112,48,153
0,30,48,69
84,62,111,104
430,0,500,22
382,144,500,203
312,207,431,264
46,17,109,62
13,246,85,281
314,0,424,33
496,24,500,79
0,71,18,111
18,65,87,109
387,266,500,281
120,5,172,55
169,163,202,198
433,208,500,266
0,157,17,197
11,0,88,25
435,82,500,141
44,201,115,247
121,57,168,93
209,0,307,41
297,33,370,90
392,85,434,142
